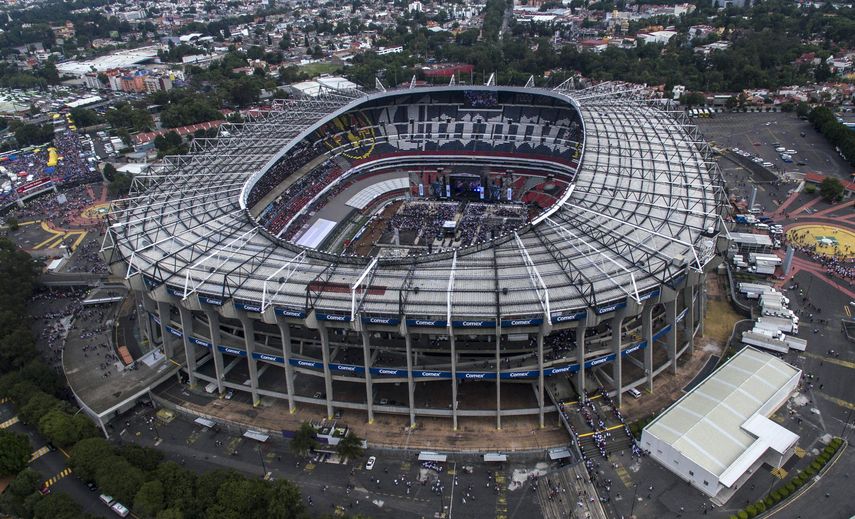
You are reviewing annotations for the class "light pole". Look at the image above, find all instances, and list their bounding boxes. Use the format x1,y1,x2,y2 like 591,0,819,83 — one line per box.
257,444,267,477
629,482,639,518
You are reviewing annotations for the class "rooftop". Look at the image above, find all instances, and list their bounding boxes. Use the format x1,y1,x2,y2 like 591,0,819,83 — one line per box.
644,346,800,483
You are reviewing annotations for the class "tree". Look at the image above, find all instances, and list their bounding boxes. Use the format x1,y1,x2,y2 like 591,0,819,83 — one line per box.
118,444,163,472
134,480,165,518
96,456,146,504
0,430,31,476
69,107,102,128
108,172,134,196
37,409,97,447
70,437,113,482
20,391,64,424
103,162,117,182
335,432,364,461
266,479,304,519
819,177,844,202
289,422,317,457
32,493,84,519
154,461,196,512
13,123,53,147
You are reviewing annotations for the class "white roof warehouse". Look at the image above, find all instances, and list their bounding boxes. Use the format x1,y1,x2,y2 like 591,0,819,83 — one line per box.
641,347,801,505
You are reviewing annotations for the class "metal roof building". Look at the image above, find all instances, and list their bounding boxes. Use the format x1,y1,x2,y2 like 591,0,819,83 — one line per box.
641,346,801,504
100,82,728,430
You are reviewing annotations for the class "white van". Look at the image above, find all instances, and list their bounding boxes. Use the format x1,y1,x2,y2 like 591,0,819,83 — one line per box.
627,388,642,399
204,381,218,394
99,494,115,506
755,223,769,230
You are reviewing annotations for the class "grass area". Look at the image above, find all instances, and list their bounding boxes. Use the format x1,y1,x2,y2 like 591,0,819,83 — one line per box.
298,62,342,77
704,297,743,344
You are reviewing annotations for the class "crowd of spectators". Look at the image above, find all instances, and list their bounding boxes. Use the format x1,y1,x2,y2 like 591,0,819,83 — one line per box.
8,184,102,229
385,201,460,245
247,141,320,209
456,202,526,245
785,229,855,281
0,130,100,208
263,159,344,236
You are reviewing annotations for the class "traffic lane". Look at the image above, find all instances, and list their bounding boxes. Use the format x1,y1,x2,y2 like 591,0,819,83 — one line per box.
767,444,855,519
120,405,538,519
0,405,110,518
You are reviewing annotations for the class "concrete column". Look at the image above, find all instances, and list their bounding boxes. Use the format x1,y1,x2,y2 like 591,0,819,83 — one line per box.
177,306,198,387
537,330,545,428
361,331,375,424
156,301,175,358
666,300,677,374
643,305,654,393
684,284,696,354
275,318,297,413
318,324,335,419
697,275,706,337
404,333,416,428
204,311,226,395
450,332,458,431
575,321,587,399
611,311,625,408
495,329,501,430
239,316,260,406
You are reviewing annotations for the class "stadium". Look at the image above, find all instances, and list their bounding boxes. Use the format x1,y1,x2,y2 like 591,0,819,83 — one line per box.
103,82,727,430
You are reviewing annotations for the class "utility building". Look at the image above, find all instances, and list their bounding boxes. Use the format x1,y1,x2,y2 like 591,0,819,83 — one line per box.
641,347,800,504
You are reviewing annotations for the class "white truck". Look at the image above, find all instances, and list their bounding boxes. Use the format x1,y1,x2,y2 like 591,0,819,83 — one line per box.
741,330,789,354
749,263,777,275
749,253,782,265
757,316,799,334
761,306,796,319
739,283,776,298
760,293,790,306
784,336,807,351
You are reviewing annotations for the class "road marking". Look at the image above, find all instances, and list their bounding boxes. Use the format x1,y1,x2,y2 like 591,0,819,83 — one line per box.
495,471,508,519
400,461,411,472
794,446,807,458
43,468,72,489
186,429,201,445
802,352,855,370
615,465,633,488
845,305,852,318
303,462,316,472
815,391,855,411
224,436,242,455
0,416,19,429
263,471,273,480
771,467,788,479
29,446,50,463
578,423,624,438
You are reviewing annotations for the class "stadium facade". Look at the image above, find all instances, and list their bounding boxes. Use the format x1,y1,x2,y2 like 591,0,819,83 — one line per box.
103,83,728,430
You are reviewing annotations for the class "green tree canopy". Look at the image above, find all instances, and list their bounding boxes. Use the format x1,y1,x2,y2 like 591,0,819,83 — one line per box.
134,479,165,518
819,177,844,202
289,422,317,458
336,432,365,461
0,430,31,476
32,492,84,519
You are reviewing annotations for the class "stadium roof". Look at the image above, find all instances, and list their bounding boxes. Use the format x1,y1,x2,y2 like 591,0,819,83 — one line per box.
56,47,159,76
104,83,725,321
644,347,800,485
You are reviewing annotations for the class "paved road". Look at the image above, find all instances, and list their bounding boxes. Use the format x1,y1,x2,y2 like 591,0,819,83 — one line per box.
0,402,110,518
117,403,548,519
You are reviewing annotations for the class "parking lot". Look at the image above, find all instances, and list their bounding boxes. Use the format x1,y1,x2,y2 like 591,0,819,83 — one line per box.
697,112,852,180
